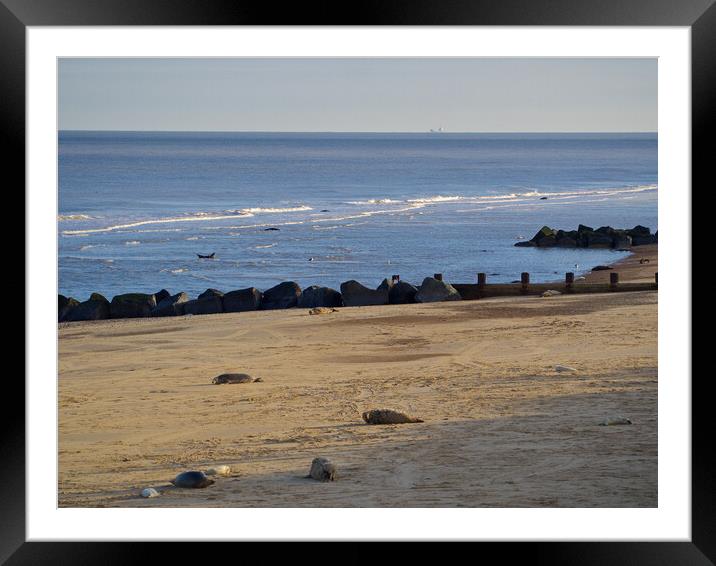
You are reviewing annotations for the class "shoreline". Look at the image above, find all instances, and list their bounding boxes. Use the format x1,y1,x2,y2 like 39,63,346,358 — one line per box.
581,243,657,285
59,243,658,327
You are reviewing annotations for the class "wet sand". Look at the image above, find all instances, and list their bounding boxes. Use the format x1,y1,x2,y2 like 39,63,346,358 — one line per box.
58,246,657,507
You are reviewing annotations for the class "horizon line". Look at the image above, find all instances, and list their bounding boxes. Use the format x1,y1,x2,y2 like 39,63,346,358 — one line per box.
58,129,658,135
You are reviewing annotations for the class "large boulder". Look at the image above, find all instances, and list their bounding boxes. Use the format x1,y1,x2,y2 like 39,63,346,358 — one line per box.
198,288,224,300
631,234,657,245
388,281,418,304
340,280,389,307
222,287,263,312
536,234,557,247
532,226,556,245
261,282,301,310
516,224,655,248
555,236,578,247
627,225,651,237
627,225,657,245
65,293,110,322
415,277,461,303
377,278,394,292
58,295,80,322
110,293,157,318
585,232,613,248
183,295,223,315
595,226,617,236
297,285,342,308
151,292,189,317
153,289,171,304
612,234,632,249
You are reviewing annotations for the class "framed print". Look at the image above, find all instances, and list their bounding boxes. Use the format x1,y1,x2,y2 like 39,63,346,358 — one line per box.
7,0,709,562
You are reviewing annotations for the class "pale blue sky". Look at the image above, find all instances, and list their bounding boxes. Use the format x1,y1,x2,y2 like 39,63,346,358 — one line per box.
58,58,657,132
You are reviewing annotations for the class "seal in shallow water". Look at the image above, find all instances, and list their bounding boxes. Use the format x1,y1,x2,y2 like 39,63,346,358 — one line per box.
362,409,424,425
171,471,215,488
212,373,262,384
307,457,336,481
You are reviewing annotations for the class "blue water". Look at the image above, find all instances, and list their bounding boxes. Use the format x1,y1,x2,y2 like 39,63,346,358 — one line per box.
58,132,657,300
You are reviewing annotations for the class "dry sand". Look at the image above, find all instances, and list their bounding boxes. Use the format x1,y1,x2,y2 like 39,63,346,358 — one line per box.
58,246,657,508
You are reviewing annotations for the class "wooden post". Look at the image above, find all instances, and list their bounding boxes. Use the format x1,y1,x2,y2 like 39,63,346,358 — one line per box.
477,272,487,287
434,273,443,281
392,274,400,282
610,272,619,290
521,272,530,294
565,272,574,292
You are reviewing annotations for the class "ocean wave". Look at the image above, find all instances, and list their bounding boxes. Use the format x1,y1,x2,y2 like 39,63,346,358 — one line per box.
60,185,656,236
346,198,402,205
62,206,312,236
125,240,141,245
58,213,93,221
407,195,464,204
229,205,313,214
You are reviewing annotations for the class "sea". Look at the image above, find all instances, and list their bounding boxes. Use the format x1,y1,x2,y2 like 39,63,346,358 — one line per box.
58,131,657,300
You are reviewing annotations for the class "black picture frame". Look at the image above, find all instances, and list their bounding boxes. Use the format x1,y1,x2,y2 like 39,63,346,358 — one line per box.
7,0,707,562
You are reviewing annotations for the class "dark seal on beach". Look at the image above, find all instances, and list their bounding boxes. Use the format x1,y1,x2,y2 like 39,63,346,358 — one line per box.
170,471,215,489
362,409,424,425
212,373,262,384
307,457,337,482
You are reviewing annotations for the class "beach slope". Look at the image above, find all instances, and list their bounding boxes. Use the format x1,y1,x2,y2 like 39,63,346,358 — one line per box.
59,253,657,508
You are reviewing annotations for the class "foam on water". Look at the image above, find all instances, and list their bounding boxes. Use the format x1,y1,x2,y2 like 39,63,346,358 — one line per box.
59,132,657,298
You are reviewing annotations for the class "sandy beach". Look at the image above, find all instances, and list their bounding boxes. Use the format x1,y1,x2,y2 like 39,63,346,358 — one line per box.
58,246,657,508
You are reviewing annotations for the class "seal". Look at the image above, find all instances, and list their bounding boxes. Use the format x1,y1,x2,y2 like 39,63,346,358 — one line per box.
541,290,562,297
599,417,632,426
170,471,215,488
362,409,424,425
307,457,336,481
212,373,263,384
205,465,231,476
140,487,160,498
308,307,338,315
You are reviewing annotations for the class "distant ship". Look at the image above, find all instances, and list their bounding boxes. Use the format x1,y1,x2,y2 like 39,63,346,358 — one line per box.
429,127,445,133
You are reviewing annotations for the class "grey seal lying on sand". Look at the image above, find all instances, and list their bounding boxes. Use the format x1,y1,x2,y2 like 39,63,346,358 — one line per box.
362,409,424,425
599,417,632,426
307,457,336,481
212,373,263,384
171,471,215,488
308,307,338,315
140,487,160,498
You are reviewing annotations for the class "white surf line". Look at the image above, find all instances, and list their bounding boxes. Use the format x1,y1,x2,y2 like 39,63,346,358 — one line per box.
61,205,315,236
62,185,656,236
